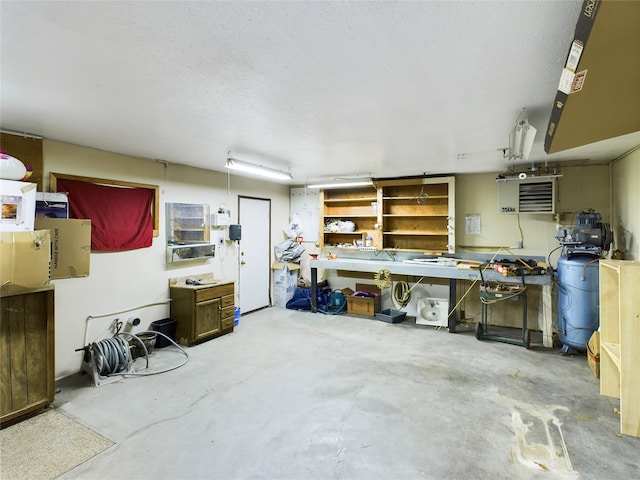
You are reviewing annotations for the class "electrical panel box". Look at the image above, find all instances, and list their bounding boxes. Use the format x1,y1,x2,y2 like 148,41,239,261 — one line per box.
211,212,229,227
497,178,556,214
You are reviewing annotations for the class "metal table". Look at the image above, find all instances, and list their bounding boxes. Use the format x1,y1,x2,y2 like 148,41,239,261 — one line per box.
309,257,553,345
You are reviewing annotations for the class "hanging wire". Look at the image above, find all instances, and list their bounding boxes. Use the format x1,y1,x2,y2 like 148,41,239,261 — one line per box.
414,186,429,204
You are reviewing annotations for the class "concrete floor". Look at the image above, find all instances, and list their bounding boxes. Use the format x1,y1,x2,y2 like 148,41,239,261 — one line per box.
54,307,639,480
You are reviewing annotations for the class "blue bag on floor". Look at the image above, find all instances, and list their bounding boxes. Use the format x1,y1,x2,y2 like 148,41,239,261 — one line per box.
286,287,331,311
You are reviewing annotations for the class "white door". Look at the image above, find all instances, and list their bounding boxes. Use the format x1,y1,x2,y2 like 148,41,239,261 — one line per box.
238,196,271,314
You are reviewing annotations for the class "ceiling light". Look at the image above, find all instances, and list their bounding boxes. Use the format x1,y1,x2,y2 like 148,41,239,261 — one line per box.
307,179,373,189
225,156,292,181
508,110,537,161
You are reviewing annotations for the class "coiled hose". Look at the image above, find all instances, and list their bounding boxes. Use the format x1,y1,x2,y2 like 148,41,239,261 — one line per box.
90,330,189,378
392,277,425,308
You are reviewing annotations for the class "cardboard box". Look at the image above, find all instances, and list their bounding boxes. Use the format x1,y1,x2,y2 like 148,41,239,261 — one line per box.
0,180,36,232
587,331,600,378
272,262,300,307
347,283,381,317
35,218,91,279
0,230,51,292
36,192,69,218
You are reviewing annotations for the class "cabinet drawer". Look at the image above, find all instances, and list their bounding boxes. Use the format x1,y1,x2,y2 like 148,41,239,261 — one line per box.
193,283,234,303
221,305,235,319
195,288,217,303
215,283,234,297
221,294,234,308
221,316,234,330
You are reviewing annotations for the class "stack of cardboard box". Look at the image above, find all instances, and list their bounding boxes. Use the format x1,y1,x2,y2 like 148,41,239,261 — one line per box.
1,179,90,294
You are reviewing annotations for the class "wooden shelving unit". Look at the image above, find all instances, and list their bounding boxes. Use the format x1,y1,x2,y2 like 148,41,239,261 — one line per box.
319,186,381,250
378,176,455,253
599,259,640,438
318,177,455,254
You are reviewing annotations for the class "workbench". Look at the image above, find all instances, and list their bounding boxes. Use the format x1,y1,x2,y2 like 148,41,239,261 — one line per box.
310,257,554,347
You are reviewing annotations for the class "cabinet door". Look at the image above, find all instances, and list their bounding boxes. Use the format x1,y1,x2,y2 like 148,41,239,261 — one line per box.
193,298,221,342
1,290,54,425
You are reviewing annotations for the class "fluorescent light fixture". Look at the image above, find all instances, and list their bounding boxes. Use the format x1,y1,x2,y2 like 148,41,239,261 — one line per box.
508,112,537,160
225,156,292,181
307,179,373,189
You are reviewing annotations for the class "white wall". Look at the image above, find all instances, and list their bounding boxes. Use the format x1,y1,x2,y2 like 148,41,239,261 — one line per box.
611,148,640,260
43,140,290,379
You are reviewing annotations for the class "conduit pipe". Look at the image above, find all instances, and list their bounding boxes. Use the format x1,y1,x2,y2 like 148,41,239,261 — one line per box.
83,299,172,350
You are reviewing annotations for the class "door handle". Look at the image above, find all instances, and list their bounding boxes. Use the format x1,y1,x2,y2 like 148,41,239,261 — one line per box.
240,260,246,265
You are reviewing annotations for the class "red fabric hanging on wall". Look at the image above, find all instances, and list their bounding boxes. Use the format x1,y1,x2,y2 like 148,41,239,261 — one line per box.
56,178,153,251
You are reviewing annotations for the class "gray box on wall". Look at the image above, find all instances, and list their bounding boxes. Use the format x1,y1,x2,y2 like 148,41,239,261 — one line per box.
229,224,241,241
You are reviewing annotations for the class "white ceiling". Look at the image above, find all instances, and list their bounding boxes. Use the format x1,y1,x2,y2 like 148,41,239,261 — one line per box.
1,1,638,184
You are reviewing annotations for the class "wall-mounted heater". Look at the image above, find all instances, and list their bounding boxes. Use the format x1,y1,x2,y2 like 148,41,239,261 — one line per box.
496,174,560,214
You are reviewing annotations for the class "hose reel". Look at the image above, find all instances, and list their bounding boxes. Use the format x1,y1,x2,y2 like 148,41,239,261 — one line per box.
374,268,392,289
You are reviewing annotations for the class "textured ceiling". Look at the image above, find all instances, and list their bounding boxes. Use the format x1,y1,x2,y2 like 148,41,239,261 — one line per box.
1,1,638,184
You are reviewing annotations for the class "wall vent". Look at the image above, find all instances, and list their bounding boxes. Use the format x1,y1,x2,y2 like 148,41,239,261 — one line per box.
497,177,557,214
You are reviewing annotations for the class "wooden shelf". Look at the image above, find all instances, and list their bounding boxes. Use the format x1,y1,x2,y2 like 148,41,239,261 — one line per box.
383,195,448,200
599,259,640,438
601,341,621,370
324,197,377,203
383,231,447,236
383,214,448,217
325,215,377,218
318,178,454,253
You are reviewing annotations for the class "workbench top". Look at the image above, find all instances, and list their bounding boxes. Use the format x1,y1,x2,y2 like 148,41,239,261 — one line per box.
311,257,552,285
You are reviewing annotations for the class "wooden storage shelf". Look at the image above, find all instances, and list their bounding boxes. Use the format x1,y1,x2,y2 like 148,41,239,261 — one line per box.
320,177,455,254
320,185,381,249
324,197,377,203
383,214,448,217
383,195,448,201
324,215,376,218
380,177,454,252
383,231,447,236
599,259,640,438
318,177,455,253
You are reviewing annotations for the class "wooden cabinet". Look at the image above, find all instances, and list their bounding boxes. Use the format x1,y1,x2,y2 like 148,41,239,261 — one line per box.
1,287,55,428
599,259,640,437
170,281,235,346
318,176,455,254
319,185,381,249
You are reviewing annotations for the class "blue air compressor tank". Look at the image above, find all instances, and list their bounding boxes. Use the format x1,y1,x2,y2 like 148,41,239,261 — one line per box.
556,254,600,351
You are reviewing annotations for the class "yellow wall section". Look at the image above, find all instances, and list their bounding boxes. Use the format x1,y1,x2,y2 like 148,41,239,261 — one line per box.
612,148,640,260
